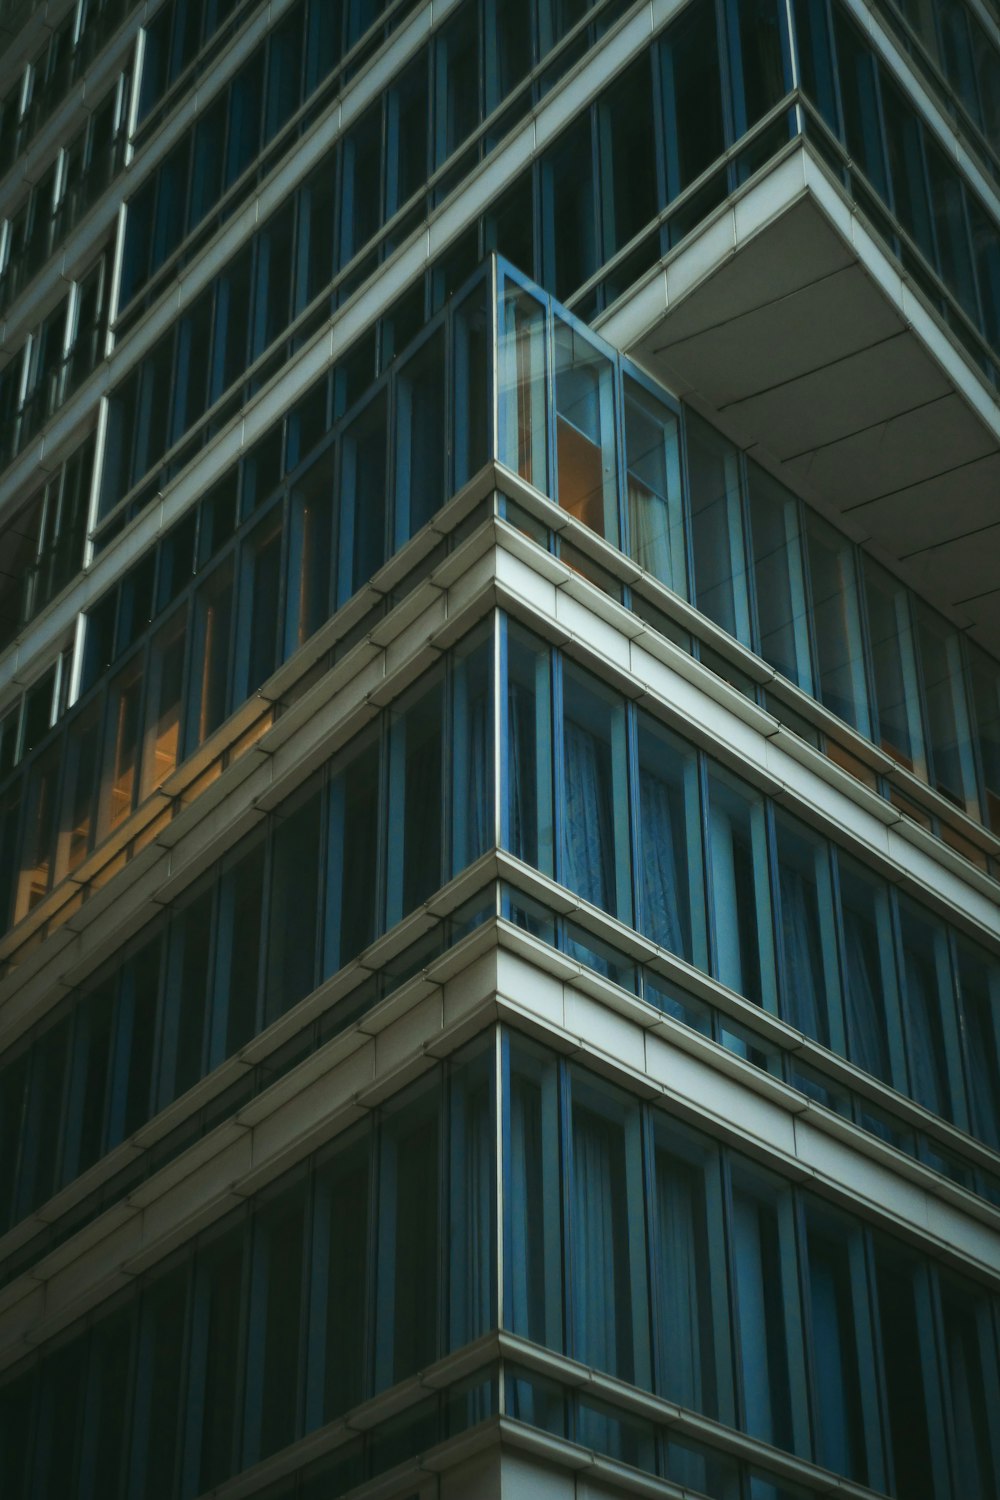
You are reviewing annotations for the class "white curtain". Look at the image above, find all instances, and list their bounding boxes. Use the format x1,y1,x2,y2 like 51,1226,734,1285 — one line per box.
564,719,613,910
640,770,684,954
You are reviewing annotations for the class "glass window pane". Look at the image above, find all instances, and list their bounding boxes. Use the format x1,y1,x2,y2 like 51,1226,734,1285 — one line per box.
598,56,656,256
554,318,618,544
772,808,840,1049
651,1116,730,1421
499,281,549,493
803,508,869,734
968,643,1000,834
635,709,704,966
266,780,322,1021
452,280,490,488
451,625,493,875
236,512,283,698
338,390,387,601
561,660,631,922
747,462,812,691
706,767,775,1009
938,1273,1000,1496
687,412,751,644
567,1069,649,1384
506,1035,563,1350
916,605,979,816
730,1160,807,1454
659,0,725,199
114,933,164,1143
140,608,187,800
623,377,685,595
160,883,213,1107
386,671,444,926
286,441,335,652
873,1239,946,1500
325,727,381,974
955,937,1000,1150
129,1266,189,1500
731,0,788,132
19,1012,70,1213
449,1042,495,1349
214,833,265,1057
376,1080,441,1388
836,857,901,1089
186,556,233,751
802,1200,873,1483
16,741,60,919
310,1127,372,1425
542,115,597,302
66,977,115,1180
187,1219,244,1491
897,896,962,1124
504,620,554,877
246,1176,307,1462
394,328,446,545
862,557,924,774
85,1308,133,1499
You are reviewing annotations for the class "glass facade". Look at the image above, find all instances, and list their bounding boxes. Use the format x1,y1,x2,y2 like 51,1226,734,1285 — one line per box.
4,258,1000,950
1,1028,998,1500
0,2,997,1498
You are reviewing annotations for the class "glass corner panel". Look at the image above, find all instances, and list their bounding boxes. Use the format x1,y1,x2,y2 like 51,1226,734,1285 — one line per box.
553,317,619,546
499,282,549,494
623,375,686,597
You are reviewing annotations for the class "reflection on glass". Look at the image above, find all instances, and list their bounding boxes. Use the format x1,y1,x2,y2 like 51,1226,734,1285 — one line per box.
554,319,617,543
635,710,704,965
286,442,336,651
804,510,869,735
394,329,445,545
140,610,186,800
376,1082,440,1389
802,1202,873,1484
652,1117,730,1421
624,376,685,594
897,897,960,1124
916,605,978,816
731,1162,806,1454
773,809,840,1049
706,768,774,1009
568,1071,649,1384
500,284,548,492
15,744,59,916
836,857,900,1088
100,657,143,834
561,661,630,922
747,462,811,692
862,557,924,774
687,412,751,645
188,558,233,751
505,621,554,877
338,391,387,602
507,1036,563,1350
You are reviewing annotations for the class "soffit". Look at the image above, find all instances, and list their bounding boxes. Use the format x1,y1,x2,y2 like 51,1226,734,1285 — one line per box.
608,166,1000,659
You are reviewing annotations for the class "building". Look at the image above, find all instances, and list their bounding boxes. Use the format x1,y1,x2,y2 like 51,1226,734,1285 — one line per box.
0,0,999,1497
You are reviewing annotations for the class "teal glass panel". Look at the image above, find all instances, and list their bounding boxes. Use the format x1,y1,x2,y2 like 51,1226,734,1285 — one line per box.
623,376,685,595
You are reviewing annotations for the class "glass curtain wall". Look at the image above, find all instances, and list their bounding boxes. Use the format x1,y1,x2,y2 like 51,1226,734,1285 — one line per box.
4,1026,997,1500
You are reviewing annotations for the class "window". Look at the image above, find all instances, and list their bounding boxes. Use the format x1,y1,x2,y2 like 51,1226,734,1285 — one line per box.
623,377,685,594
635,709,704,965
560,660,631,922
553,318,618,543
687,412,751,645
